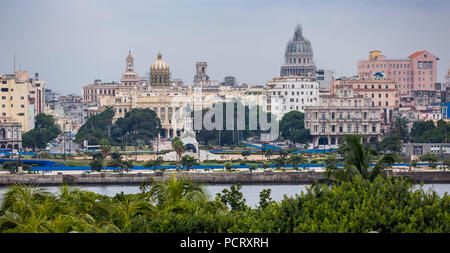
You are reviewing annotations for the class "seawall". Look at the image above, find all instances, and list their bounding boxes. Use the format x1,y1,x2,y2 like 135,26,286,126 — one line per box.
0,170,449,186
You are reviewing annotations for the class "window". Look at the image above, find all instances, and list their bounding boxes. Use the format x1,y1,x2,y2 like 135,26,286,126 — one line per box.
339,125,343,133
347,125,351,132
372,125,377,132
332,125,336,132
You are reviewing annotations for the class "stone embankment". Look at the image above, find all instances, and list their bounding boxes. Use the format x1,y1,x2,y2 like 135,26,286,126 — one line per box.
0,170,449,186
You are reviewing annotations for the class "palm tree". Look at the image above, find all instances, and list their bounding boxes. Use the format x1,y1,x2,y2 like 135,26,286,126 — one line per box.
146,174,207,212
288,154,307,171
391,116,409,143
265,149,273,160
171,137,185,171
110,197,155,232
324,135,396,183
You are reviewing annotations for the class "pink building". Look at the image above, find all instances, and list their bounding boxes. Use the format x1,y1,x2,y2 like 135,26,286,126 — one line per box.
358,50,439,99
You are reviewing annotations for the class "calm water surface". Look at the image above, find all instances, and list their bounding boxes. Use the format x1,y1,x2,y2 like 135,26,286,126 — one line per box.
0,184,448,208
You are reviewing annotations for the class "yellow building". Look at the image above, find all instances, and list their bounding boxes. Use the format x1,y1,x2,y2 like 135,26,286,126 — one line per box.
0,71,45,132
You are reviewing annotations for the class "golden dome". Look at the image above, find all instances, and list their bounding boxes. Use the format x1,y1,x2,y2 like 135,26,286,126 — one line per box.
150,52,169,71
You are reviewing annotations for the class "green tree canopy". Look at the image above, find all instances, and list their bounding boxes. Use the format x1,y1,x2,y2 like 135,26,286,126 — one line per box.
193,101,276,146
111,108,160,145
410,120,449,143
75,107,115,145
279,110,310,144
22,114,61,150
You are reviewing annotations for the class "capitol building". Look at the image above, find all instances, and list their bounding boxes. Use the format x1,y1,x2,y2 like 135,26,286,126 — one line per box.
280,24,317,78
82,51,266,140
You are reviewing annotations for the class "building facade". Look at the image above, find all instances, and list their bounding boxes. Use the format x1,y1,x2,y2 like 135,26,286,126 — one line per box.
0,117,22,149
316,69,333,90
0,71,45,132
266,76,319,120
330,76,400,125
305,83,382,147
357,50,439,99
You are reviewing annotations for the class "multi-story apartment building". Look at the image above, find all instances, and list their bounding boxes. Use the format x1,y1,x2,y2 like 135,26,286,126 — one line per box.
0,71,45,132
305,83,382,147
357,50,439,100
266,76,319,121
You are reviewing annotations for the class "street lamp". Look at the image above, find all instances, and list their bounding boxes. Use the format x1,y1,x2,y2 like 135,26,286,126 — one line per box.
156,122,160,159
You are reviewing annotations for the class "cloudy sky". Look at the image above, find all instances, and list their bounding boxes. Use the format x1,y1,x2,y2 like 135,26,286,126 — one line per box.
0,0,449,94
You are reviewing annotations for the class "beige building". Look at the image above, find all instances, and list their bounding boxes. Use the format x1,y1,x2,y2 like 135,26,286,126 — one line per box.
0,71,45,132
330,76,400,125
0,117,22,150
305,83,382,147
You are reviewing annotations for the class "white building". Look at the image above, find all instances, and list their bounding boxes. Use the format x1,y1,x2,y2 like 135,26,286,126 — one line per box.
266,76,319,120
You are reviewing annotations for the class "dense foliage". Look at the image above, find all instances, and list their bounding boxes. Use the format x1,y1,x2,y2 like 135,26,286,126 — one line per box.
410,120,449,143
75,107,115,145
279,110,310,144
75,107,161,145
193,101,276,146
111,108,161,145
0,175,448,233
22,114,61,150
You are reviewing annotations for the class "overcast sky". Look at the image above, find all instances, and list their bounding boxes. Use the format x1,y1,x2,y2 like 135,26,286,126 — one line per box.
0,0,449,94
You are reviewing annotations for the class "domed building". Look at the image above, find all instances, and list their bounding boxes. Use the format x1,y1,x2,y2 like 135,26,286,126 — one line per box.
150,52,171,88
280,24,316,77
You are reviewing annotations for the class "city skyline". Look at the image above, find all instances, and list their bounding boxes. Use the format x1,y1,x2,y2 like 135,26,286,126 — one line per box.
0,0,449,94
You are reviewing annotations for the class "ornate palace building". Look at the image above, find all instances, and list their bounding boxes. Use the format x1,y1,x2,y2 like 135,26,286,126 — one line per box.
280,24,317,78
330,75,400,125
304,83,382,147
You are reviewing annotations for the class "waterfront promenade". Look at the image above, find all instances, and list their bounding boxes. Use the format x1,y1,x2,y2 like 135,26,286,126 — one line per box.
0,169,450,186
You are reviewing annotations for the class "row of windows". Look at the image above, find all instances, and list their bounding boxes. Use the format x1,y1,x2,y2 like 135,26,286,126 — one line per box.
356,84,392,89
1,104,25,108
85,89,116,95
418,61,433,69
313,124,377,133
281,84,317,89
288,58,311,64
1,96,25,100
314,111,377,120
273,91,315,96
363,63,411,69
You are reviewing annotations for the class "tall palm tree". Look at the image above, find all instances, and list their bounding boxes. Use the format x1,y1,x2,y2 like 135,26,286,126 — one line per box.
147,174,207,212
171,137,185,171
324,135,396,183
